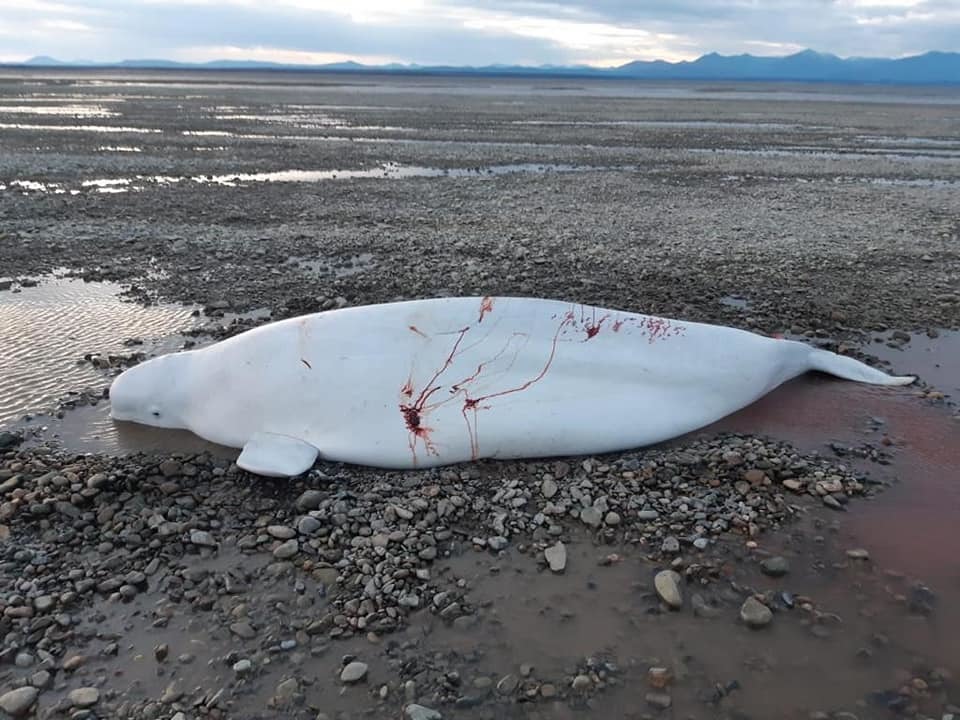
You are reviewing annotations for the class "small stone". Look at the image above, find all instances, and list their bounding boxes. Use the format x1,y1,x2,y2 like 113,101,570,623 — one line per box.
540,683,557,698
648,667,672,688
62,654,86,671
230,621,257,639
654,570,684,609
15,651,33,668
846,548,870,560
0,687,39,717
740,596,773,628
405,704,443,720
154,643,169,662
604,511,621,526
645,691,672,709
760,556,791,577
296,490,324,511
541,478,558,498
274,678,299,704
29,671,51,689
487,536,508,551
544,541,567,573
233,659,253,674
496,674,519,694
267,525,297,539
341,661,368,683
571,674,592,691
190,529,216,547
298,516,323,535
580,506,602,527
273,539,299,559
661,536,680,554
68,687,100,708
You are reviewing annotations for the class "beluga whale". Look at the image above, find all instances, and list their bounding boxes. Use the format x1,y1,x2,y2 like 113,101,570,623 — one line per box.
109,296,914,477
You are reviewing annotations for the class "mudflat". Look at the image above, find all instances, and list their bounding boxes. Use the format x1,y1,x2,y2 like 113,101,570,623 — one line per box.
0,70,958,720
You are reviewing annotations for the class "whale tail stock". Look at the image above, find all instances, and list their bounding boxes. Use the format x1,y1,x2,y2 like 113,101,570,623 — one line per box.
807,347,915,386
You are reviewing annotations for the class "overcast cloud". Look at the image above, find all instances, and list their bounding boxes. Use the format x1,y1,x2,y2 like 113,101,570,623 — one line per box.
0,0,957,66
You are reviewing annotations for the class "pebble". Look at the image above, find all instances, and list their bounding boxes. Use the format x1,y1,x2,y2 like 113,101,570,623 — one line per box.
68,687,100,708
273,539,299,559
661,536,681,554
571,674,592,691
0,687,39,717
846,548,871,560
487,536,508,551
646,691,673,709
740,596,773,628
541,478,558,498
190,529,216,547
230,621,257,639
496,674,519,694
341,661,369,683
267,525,296,539
760,556,791,577
544,541,567,573
233,659,253,674
654,570,684,609
296,490,324,511
580,506,603,527
405,704,443,720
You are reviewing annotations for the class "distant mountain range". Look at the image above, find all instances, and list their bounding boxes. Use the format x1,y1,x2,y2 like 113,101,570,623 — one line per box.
9,49,960,84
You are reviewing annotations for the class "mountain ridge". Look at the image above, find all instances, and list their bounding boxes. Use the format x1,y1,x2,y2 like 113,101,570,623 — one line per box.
8,49,960,84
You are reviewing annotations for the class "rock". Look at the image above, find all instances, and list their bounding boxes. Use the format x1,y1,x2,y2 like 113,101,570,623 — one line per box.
541,478,558,498
68,687,100,708
571,674,592,691
0,687,39,716
296,490,324,511
604,511,621,526
0,431,23,450
487,536,508,551
190,529,216,547
646,691,672,709
273,539,299,559
267,525,296,539
341,661,368,683
846,548,870,560
297,516,322,535
233,659,253,674
692,594,723,619
544,541,567,573
230,621,257,639
760,556,790,577
405,704,443,720
654,570,684,609
580,506,602,527
496,674,519,694
29,671,51,689
740,597,773,628
274,678,299,704
661,536,680,554
648,667,672,688
159,459,182,477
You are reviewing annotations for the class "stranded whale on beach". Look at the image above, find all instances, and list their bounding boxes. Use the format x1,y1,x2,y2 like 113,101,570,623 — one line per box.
108,296,915,477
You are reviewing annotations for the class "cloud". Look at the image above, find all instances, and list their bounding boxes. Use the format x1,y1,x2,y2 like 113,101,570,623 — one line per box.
0,0,956,65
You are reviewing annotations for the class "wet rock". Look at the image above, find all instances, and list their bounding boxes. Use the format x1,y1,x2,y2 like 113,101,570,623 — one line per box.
296,490,324,511
580,506,603,527
846,548,870,560
233,659,253,675
646,692,672,709
654,570,684,609
190,529,216,547
273,539,299,559
274,678,299,705
341,661,368,683
0,687,39,717
571,674,592,691
544,541,567,573
740,597,773,628
405,704,443,720
68,687,100,708
661,536,681,554
230,621,257,639
0,431,23,450
267,525,297,539
760,556,791,577
496,674,519,694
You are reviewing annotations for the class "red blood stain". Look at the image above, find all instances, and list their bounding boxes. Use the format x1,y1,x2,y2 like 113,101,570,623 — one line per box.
612,318,625,332
300,358,312,369
478,296,494,323
408,325,427,338
583,313,608,340
400,378,414,397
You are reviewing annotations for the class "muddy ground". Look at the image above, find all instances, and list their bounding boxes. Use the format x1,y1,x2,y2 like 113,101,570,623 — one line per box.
0,70,958,720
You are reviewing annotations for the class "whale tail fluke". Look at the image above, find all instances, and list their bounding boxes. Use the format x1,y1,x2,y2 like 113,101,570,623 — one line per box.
808,348,915,386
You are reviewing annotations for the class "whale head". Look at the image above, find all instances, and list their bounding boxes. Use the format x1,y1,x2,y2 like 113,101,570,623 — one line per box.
109,352,193,430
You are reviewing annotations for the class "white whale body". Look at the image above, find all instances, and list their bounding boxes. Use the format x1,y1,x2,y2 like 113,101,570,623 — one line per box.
109,296,914,477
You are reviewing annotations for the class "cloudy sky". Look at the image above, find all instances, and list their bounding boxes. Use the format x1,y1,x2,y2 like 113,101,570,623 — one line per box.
1,0,957,66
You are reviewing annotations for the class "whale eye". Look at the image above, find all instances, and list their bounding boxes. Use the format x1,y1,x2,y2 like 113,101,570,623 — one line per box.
152,411,161,417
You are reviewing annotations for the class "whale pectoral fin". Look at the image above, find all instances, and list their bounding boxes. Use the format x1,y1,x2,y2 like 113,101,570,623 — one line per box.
237,432,320,478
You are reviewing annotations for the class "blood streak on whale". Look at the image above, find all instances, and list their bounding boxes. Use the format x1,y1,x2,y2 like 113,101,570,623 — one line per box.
478,296,494,323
